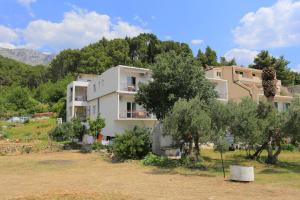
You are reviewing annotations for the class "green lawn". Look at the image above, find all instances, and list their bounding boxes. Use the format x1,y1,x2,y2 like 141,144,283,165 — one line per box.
164,149,300,188
0,118,56,141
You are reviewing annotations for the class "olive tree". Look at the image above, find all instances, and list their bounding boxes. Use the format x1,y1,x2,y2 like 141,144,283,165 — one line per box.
163,97,211,160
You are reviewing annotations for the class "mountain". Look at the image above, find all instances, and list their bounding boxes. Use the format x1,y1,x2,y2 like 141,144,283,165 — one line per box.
0,48,55,66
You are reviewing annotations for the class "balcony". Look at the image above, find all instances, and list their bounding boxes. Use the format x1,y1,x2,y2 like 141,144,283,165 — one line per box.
75,95,87,101
120,83,137,92
119,110,155,119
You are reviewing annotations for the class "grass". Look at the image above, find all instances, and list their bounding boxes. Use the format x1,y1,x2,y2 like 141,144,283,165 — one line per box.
150,149,300,188
0,118,56,141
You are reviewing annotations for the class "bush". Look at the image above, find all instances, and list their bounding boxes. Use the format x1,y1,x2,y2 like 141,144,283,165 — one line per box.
48,122,74,141
112,127,151,159
142,153,178,167
282,144,297,152
180,156,206,169
142,153,205,169
92,141,105,151
48,118,87,141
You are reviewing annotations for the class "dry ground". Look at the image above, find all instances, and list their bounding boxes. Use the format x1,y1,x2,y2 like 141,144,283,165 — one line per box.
1,151,300,200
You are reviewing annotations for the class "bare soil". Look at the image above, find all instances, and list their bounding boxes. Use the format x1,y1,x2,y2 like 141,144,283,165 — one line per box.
0,151,299,200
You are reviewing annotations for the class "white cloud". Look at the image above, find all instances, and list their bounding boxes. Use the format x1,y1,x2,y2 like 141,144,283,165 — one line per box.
17,0,36,8
0,25,18,43
191,39,203,45
1,8,148,51
0,42,16,49
134,15,148,26
233,0,300,49
224,48,259,66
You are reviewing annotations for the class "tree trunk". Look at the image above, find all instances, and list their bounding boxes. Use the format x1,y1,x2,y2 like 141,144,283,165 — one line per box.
194,136,200,161
250,142,267,160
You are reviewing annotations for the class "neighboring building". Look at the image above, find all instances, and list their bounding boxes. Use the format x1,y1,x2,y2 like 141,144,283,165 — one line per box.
66,65,156,139
205,66,293,112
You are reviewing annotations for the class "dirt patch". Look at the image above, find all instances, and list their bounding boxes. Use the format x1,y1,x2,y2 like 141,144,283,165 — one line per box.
0,151,299,200
38,159,75,165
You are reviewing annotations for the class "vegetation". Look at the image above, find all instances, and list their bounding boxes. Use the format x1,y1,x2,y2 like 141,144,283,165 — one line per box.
88,114,106,138
0,33,238,119
48,118,87,141
135,51,216,120
250,50,300,86
163,97,212,160
112,127,151,159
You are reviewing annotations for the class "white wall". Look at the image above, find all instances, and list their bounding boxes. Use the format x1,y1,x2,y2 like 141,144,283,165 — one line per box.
104,120,156,137
87,67,118,101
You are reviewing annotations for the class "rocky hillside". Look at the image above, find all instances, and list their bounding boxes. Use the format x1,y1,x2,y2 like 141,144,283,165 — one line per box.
0,48,55,66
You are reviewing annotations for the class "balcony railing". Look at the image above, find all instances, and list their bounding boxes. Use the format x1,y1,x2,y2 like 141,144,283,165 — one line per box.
120,83,137,92
119,110,155,119
75,96,87,101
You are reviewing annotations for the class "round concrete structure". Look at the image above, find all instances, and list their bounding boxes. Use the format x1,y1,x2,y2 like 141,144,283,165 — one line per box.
230,165,254,182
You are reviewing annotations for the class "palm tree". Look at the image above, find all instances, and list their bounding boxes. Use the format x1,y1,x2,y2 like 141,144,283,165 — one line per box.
262,66,276,103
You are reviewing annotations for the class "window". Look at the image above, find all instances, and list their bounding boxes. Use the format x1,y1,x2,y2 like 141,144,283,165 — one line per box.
284,103,290,111
127,76,136,86
252,73,256,77
235,71,244,76
217,72,221,77
92,105,96,115
101,79,104,86
98,81,101,88
93,84,96,92
127,102,136,118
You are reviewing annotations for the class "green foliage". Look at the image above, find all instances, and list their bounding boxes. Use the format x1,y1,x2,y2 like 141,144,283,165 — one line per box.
142,153,178,167
91,141,105,151
197,46,218,67
49,118,86,141
51,98,66,120
281,144,297,152
0,55,48,88
49,34,193,78
88,114,106,138
230,98,262,149
112,127,151,159
250,50,298,86
284,98,300,143
163,97,212,158
136,51,216,120
219,56,237,66
34,75,74,104
142,153,205,169
48,122,74,141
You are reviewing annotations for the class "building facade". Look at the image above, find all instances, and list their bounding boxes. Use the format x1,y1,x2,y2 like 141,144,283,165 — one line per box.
67,65,294,140
205,66,293,111
67,65,157,139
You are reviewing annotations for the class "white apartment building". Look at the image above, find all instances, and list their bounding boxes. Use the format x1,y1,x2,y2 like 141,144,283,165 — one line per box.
66,65,157,139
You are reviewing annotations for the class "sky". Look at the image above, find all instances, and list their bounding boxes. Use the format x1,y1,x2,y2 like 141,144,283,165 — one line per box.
0,0,300,71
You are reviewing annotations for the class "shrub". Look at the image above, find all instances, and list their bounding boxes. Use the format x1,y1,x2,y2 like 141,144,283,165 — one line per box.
92,141,105,151
282,144,297,152
180,156,206,169
112,127,151,159
48,118,87,141
142,153,178,167
142,153,206,169
48,122,74,141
